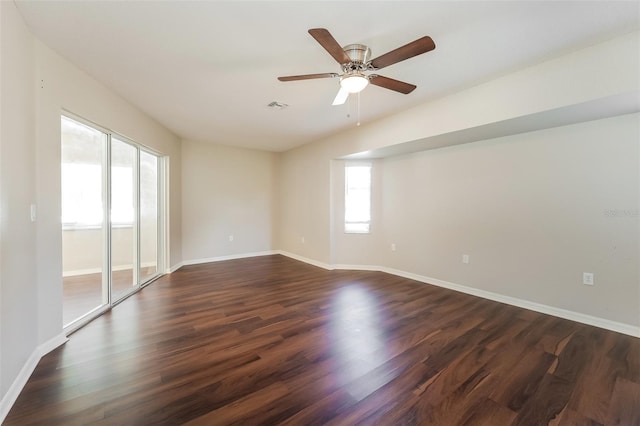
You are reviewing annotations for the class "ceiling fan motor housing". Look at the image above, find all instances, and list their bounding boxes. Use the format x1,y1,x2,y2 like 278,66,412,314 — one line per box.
342,44,371,73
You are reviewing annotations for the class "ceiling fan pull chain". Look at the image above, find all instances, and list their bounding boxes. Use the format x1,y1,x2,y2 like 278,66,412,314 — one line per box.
357,92,361,127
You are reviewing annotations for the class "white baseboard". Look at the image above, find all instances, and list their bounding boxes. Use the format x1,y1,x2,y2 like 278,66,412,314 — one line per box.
63,267,102,277
333,263,381,272
278,252,640,338
181,250,279,267
378,266,640,338
275,251,333,270
63,262,158,277
37,333,69,357
0,333,68,423
168,262,183,273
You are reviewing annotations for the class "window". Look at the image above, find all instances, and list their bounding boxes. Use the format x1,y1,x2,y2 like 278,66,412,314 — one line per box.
61,163,134,228
61,163,103,227
61,118,136,229
345,163,372,233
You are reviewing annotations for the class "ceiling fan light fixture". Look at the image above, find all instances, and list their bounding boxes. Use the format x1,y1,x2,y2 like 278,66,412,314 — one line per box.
340,74,369,93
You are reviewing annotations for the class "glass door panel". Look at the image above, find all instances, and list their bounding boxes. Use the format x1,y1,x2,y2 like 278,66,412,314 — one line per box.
62,113,164,331
61,116,108,327
140,150,159,283
111,137,137,301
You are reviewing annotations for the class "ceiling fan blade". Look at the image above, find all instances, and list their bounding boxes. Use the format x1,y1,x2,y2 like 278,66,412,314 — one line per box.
308,28,351,65
370,36,435,70
278,73,338,82
369,75,417,94
332,87,349,106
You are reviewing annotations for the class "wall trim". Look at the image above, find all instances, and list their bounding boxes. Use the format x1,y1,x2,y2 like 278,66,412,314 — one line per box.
279,251,640,338
0,333,68,423
63,262,158,277
181,250,279,267
168,262,183,273
379,266,640,338
333,263,381,272
63,267,103,277
276,250,333,270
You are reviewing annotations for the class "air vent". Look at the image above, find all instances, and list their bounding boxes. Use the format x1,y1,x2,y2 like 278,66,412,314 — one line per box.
267,101,289,110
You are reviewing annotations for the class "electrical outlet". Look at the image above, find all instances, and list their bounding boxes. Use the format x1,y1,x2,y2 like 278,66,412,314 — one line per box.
462,254,470,264
583,272,594,285
391,243,396,252
228,235,234,242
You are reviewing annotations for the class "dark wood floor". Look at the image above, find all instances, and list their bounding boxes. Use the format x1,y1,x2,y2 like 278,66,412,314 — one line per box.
6,255,640,425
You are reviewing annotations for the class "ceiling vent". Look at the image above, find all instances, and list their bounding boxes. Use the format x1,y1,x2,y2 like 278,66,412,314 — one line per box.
267,101,289,110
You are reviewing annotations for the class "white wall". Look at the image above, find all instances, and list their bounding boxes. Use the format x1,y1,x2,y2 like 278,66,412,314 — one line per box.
279,31,640,332
181,140,278,262
278,141,333,263
1,4,638,417
380,114,639,326
1,0,182,411
34,39,182,344
0,0,38,398
280,32,639,264
290,31,640,162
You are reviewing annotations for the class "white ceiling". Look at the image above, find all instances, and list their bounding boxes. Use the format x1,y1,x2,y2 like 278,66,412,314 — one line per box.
15,1,640,152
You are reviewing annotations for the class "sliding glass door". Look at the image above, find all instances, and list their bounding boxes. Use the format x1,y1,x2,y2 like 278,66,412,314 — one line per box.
61,117,109,326
111,137,138,302
61,115,163,329
139,151,159,283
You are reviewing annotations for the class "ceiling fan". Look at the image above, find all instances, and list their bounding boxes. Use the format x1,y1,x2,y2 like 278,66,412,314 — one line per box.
278,28,436,105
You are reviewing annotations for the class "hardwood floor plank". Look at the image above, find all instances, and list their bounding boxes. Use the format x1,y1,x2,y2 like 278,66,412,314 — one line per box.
413,344,495,406
554,331,593,384
566,343,620,423
460,397,518,426
550,407,603,426
606,377,640,426
512,373,574,425
489,349,557,412
5,255,639,425
185,381,290,425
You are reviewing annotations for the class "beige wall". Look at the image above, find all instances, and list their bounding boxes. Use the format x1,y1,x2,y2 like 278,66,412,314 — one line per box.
282,31,639,163
34,39,182,345
181,140,278,262
0,0,38,398
1,0,182,408
327,115,639,326
1,2,638,416
379,114,639,326
277,141,333,263
279,32,639,266
278,32,640,331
